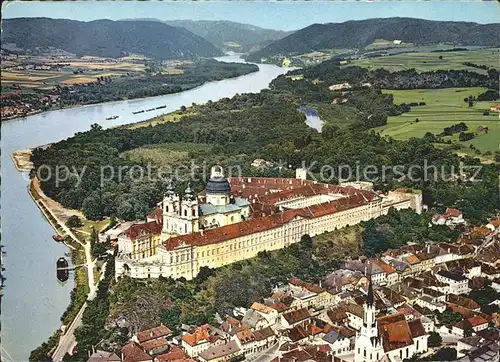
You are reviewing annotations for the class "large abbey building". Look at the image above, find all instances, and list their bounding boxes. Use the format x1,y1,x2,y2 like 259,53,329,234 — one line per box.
161,166,251,236
115,166,423,280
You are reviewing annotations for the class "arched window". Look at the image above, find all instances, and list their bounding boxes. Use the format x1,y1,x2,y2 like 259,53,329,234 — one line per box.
166,205,169,212
192,209,196,216
184,209,187,217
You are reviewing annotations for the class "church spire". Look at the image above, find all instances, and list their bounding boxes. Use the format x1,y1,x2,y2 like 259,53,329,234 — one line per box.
367,276,374,307
184,182,195,201
166,179,175,197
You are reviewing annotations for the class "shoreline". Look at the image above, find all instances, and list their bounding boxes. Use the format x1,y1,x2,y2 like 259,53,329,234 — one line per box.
27,177,96,359
1,62,259,124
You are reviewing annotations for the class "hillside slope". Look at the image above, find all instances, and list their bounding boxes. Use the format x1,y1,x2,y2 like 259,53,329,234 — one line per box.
164,19,293,52
2,18,223,59
247,18,500,60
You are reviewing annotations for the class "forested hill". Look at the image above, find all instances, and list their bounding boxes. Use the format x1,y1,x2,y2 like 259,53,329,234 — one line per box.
163,20,293,52
1,18,223,59
247,17,500,60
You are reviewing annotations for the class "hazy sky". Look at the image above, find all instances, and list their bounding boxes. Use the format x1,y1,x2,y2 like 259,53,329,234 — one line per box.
3,1,499,31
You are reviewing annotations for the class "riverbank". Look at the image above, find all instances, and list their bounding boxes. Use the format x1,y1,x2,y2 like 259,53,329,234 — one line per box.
2,59,259,123
27,177,101,359
1,55,290,360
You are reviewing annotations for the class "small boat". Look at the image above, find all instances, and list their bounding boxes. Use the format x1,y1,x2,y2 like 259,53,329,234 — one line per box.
64,251,71,257
155,105,167,109
132,110,145,114
52,234,64,242
105,115,119,120
56,257,68,270
145,108,155,112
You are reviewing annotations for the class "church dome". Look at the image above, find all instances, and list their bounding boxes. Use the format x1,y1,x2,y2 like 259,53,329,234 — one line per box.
206,166,231,195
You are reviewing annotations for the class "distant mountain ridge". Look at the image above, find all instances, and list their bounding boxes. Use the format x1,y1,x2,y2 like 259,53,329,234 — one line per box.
120,18,292,52
247,17,500,60
163,20,293,52
2,18,223,59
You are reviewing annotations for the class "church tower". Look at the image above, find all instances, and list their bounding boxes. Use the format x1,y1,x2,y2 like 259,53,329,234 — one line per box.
354,279,384,362
178,182,199,235
205,166,231,206
162,180,180,235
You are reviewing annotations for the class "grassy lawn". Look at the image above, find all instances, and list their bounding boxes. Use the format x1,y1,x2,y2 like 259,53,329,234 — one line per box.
75,217,110,234
349,48,499,73
376,87,499,153
121,142,211,168
127,108,197,129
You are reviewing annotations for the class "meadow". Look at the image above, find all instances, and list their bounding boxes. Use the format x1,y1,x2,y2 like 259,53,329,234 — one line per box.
376,87,499,153
120,142,211,168
350,48,499,73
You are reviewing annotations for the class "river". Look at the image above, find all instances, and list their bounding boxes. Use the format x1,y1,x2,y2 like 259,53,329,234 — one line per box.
0,55,291,361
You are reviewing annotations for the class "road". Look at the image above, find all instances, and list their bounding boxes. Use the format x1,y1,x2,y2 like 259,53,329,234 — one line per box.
51,302,87,361
32,179,99,359
51,261,107,360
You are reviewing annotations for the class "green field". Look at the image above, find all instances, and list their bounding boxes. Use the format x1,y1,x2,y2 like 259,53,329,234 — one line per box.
375,87,499,153
120,142,211,167
349,48,499,73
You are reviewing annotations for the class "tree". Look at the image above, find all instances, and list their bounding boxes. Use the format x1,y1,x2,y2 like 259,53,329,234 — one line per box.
429,347,457,361
82,192,104,220
438,308,463,325
159,306,181,332
117,200,135,220
66,215,83,228
300,234,313,248
195,266,215,284
180,105,187,112
428,331,442,347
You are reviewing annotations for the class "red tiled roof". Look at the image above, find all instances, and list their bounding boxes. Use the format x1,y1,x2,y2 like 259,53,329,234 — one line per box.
136,325,172,343
444,208,462,218
408,319,426,338
378,313,414,352
467,315,488,327
372,259,396,274
447,294,480,311
122,342,152,362
147,207,163,223
124,221,162,240
287,325,309,342
283,308,311,325
164,191,376,250
270,302,290,313
290,277,325,294
236,329,256,344
141,338,169,353
474,226,492,237
156,346,190,362
182,327,212,347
